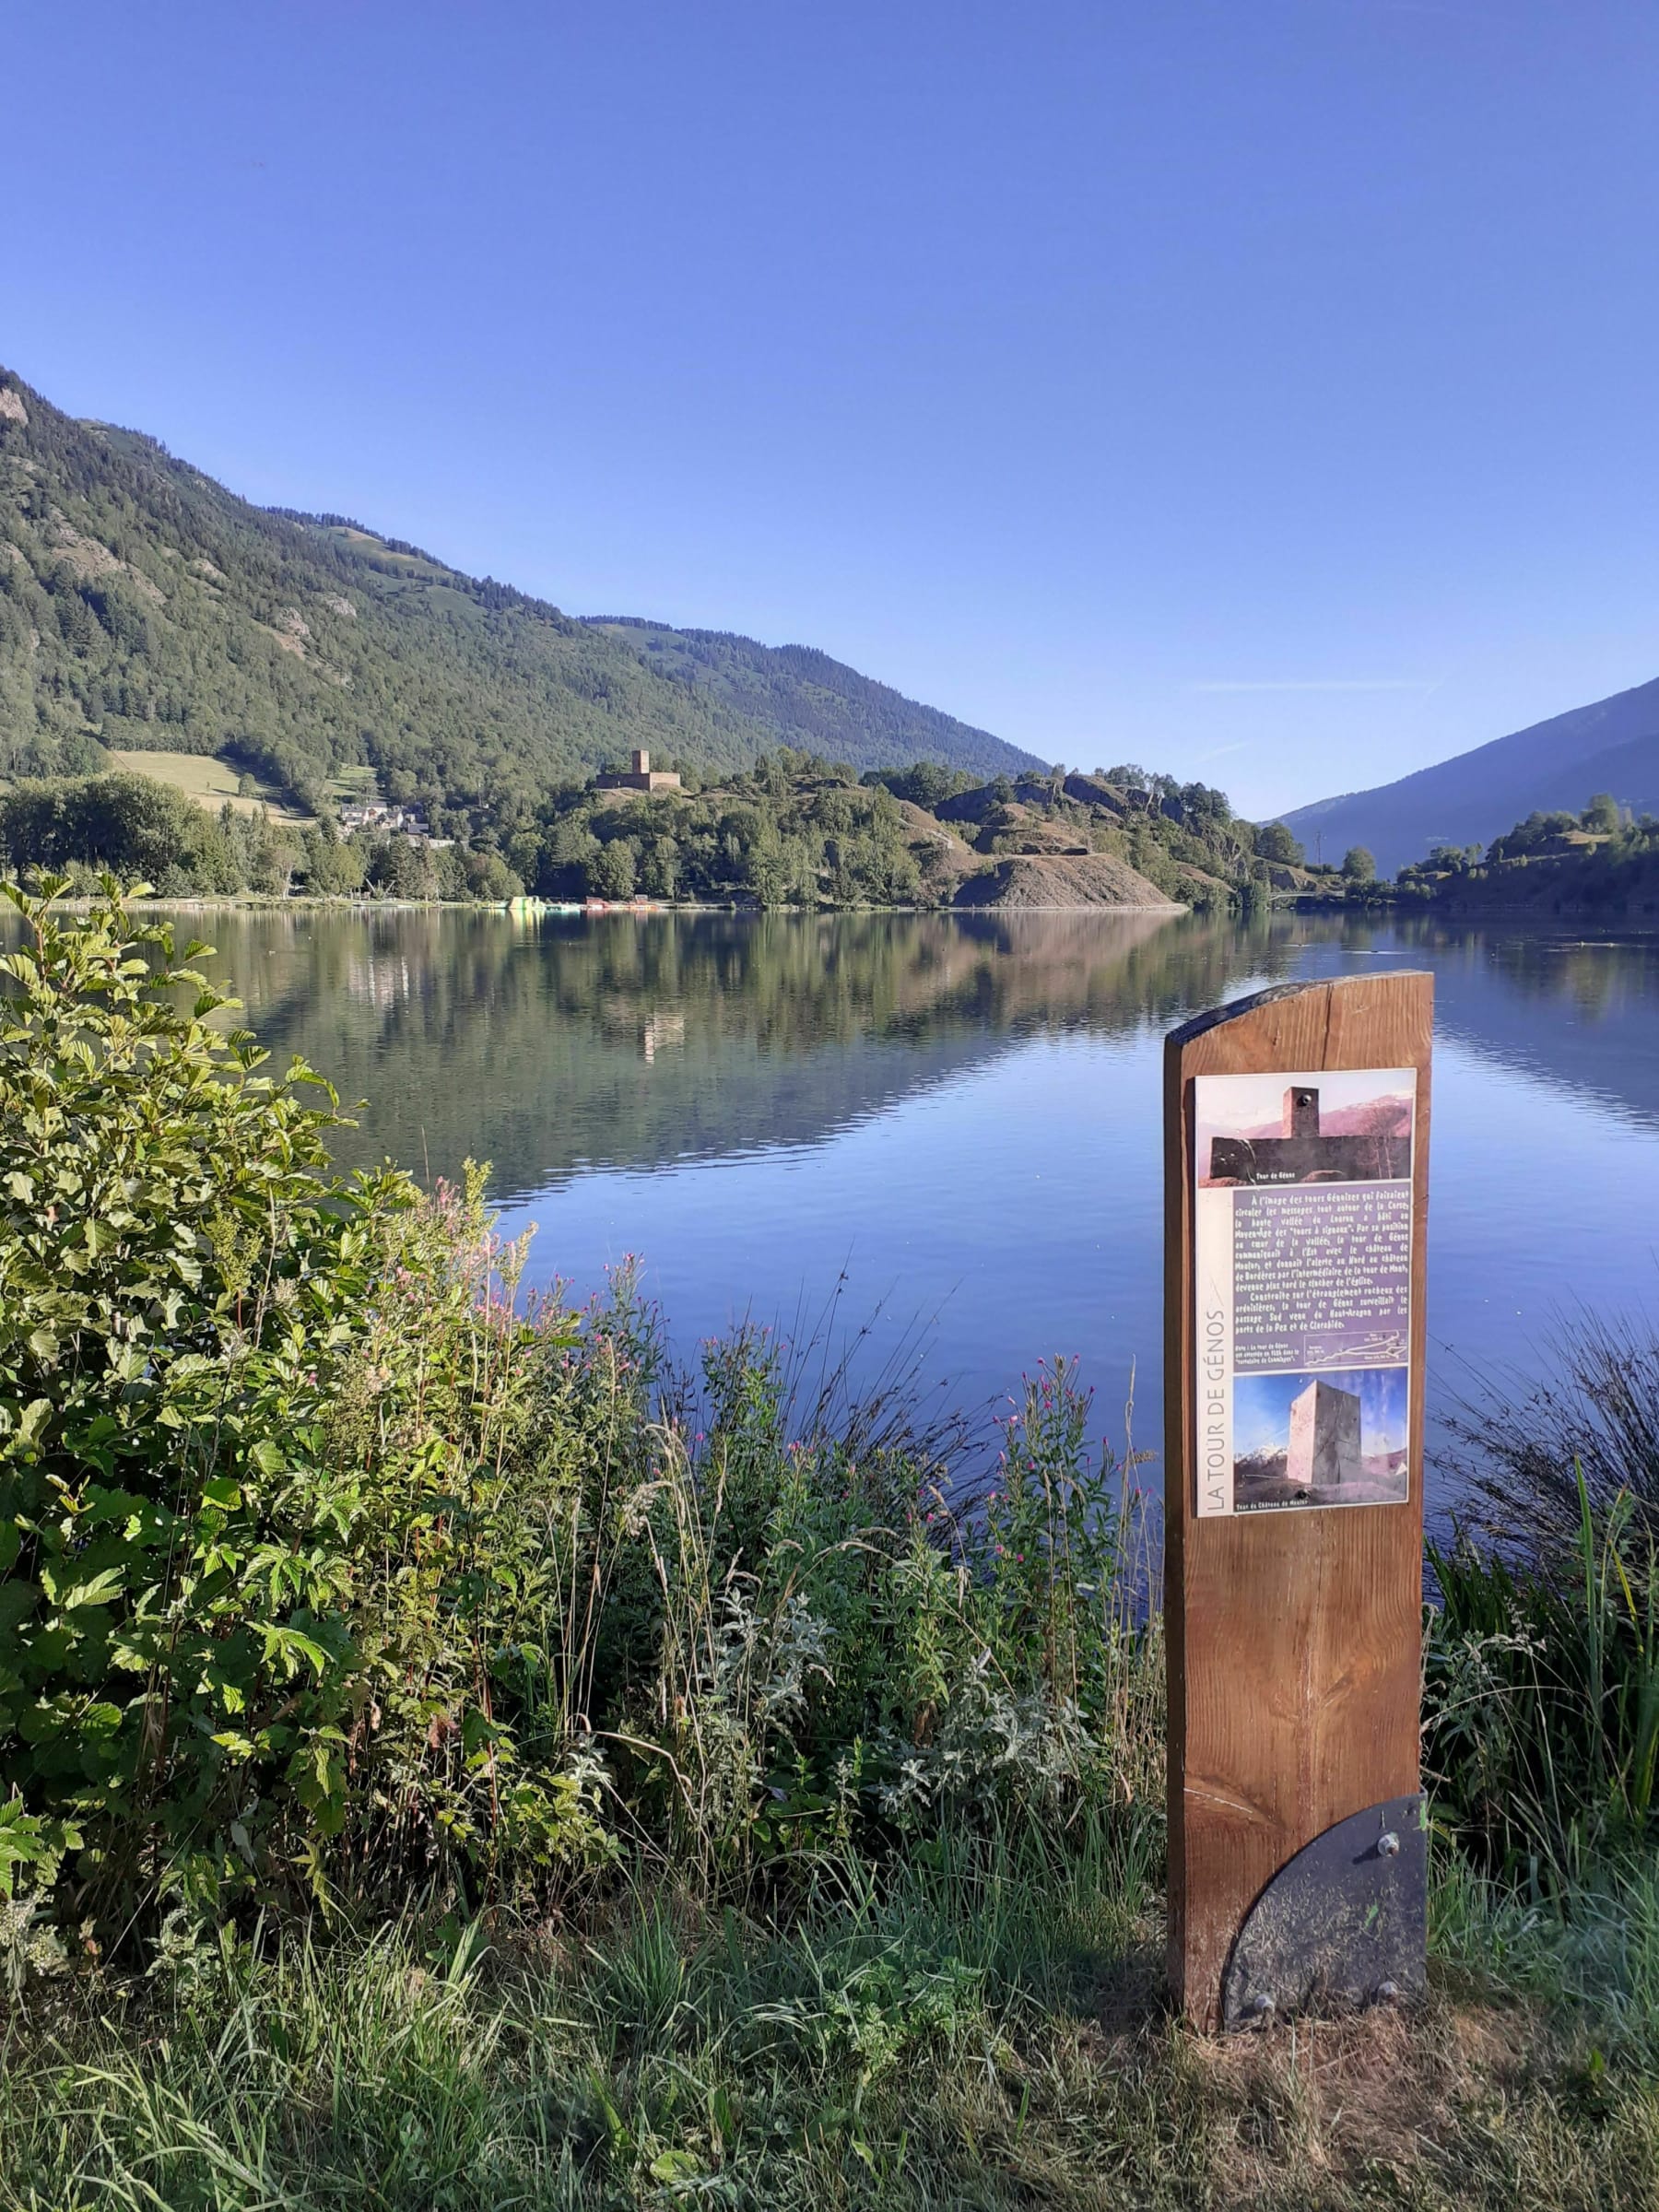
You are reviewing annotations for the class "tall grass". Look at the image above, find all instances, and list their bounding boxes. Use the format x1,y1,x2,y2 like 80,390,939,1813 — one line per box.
1440,1299,1659,1547
1428,1470,1659,1887
9,1820,1659,2211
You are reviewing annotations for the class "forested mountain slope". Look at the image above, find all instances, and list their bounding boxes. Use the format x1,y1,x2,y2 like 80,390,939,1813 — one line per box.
1280,677,1659,878
0,367,1040,839
584,619,1033,782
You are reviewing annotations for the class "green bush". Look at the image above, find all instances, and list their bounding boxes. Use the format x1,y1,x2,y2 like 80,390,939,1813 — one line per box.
0,879,616,1929
0,882,1157,1947
0,876,404,1915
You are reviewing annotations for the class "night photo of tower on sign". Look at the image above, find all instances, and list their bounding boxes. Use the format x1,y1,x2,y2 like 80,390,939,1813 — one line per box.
1192,1068,1416,1515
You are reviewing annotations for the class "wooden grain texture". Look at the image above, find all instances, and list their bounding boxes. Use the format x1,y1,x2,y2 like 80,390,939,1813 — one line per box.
1163,972,1432,2029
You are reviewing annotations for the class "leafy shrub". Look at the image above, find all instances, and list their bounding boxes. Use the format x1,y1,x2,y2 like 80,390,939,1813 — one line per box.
0,880,1159,1946
0,878,601,1925
0,875,397,1913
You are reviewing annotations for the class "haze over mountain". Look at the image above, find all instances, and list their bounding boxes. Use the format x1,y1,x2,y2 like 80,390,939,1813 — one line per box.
0,367,1040,838
1281,677,1659,878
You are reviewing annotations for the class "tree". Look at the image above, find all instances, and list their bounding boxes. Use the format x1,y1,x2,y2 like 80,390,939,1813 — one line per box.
459,846,523,901
366,836,436,900
640,837,678,899
1341,846,1377,884
1177,782,1232,825
590,838,638,900
300,823,367,896
1254,821,1305,866
861,761,974,809
1583,792,1621,835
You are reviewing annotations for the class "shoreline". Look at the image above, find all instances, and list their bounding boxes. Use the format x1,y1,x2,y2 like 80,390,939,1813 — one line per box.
53,891,1199,918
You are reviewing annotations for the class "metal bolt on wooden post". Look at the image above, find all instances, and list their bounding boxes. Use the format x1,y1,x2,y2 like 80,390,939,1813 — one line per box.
1163,972,1432,2030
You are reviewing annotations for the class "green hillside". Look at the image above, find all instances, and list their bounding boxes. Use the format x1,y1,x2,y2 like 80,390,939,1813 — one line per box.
1396,794,1659,918
0,366,1040,841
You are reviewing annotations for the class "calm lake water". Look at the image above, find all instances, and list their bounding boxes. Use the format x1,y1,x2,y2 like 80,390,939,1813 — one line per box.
119,907,1659,1524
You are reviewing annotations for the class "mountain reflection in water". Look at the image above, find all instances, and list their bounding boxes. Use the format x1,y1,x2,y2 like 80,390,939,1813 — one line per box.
87,907,1659,1526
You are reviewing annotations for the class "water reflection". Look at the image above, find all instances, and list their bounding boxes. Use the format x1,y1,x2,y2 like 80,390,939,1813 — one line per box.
199,905,1659,1194
24,900,1657,1525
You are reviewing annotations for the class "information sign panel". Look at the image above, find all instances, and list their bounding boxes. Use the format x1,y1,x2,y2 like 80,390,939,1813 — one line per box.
1193,1066,1416,1516
1163,975,1430,2030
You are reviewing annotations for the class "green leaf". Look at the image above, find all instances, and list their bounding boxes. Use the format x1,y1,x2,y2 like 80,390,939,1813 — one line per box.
260,1624,329,1678
51,1568,127,1613
649,2150,702,2183
18,1400,52,1446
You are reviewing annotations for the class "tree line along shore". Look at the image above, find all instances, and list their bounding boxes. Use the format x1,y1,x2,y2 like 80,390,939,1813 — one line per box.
12,745,1653,926
0,747,1376,913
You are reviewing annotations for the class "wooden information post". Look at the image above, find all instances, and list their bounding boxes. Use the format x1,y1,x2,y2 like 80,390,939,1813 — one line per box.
1163,972,1431,2030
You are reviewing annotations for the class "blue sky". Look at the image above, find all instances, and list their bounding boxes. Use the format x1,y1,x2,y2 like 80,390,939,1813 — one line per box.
7,1,1657,818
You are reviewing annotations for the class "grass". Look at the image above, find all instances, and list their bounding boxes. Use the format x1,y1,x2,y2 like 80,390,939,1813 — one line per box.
6,1828,1659,2210
106,749,312,822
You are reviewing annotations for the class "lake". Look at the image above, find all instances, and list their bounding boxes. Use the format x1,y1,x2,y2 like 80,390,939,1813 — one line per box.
142,905,1659,1526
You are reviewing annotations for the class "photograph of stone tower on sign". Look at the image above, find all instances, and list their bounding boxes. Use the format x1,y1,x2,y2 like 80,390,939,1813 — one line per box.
1197,1068,1414,1187
1229,1364,1409,1511
1286,1378,1362,1490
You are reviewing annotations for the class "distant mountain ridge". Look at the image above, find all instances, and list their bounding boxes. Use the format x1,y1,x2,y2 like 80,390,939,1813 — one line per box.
582,618,1031,781
0,366,1041,839
1281,677,1659,877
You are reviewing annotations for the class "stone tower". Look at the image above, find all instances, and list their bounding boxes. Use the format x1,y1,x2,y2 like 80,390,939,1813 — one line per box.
1284,1085,1320,1137
1287,1378,1362,1490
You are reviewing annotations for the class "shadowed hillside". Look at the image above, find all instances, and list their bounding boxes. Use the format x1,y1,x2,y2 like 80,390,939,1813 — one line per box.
1282,676,1659,877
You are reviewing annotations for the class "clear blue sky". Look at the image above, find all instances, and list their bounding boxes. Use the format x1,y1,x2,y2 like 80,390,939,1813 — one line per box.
7,0,1657,818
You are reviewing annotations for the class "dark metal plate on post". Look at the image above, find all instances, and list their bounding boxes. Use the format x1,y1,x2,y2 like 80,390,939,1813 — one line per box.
1221,1794,1427,2029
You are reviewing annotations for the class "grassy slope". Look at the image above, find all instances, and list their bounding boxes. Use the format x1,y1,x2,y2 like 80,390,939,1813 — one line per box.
106,748,312,821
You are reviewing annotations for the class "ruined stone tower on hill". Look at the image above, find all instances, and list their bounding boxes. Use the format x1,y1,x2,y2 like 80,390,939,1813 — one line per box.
595,748,682,793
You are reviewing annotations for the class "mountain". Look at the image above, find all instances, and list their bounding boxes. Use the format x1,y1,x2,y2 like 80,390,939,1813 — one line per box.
0,366,1041,838
582,619,1034,782
1279,677,1659,878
